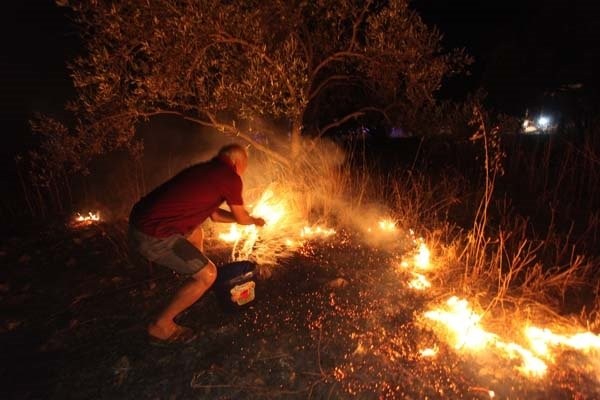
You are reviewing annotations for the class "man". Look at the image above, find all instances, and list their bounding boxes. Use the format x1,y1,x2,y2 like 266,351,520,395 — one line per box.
129,144,265,344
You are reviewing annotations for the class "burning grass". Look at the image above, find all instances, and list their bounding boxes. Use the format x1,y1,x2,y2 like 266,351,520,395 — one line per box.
204,136,600,395
69,211,101,228
10,125,600,397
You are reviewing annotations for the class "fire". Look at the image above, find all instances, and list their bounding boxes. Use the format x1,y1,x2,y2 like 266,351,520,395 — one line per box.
70,211,101,228
366,218,398,234
405,236,600,380
216,186,336,264
419,346,438,357
424,296,548,377
525,326,600,356
408,272,431,290
413,240,431,270
77,211,100,222
300,225,336,238
425,297,496,351
378,218,397,232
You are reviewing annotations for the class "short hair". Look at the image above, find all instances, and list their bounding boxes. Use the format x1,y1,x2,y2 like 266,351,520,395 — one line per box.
218,144,248,164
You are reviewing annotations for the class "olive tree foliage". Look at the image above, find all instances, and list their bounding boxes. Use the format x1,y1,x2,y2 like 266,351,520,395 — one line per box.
31,0,468,179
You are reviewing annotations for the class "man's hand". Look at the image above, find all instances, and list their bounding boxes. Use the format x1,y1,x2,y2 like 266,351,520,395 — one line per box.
252,217,266,227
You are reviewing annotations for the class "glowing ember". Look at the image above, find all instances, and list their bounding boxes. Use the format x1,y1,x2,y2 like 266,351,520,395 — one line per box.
408,272,431,290
300,225,336,238
77,211,100,222
419,347,438,357
216,186,336,264
70,211,101,228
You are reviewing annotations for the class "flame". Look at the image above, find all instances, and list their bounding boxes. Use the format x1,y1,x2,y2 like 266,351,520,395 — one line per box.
216,187,336,264
408,272,431,290
424,296,548,377
419,347,438,357
301,225,336,238
76,211,100,222
525,326,600,356
408,236,600,380
70,211,101,228
378,218,397,232
413,240,431,270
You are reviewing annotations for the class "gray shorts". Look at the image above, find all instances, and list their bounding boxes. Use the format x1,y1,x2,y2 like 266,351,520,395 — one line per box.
129,226,211,275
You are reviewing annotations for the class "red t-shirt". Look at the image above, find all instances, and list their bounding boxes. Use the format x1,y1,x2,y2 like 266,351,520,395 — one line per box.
130,156,244,237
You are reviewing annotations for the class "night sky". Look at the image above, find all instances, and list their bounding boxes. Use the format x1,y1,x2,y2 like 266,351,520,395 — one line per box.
2,0,599,167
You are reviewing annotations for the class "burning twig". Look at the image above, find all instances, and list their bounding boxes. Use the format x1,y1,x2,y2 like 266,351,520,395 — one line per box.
70,211,101,228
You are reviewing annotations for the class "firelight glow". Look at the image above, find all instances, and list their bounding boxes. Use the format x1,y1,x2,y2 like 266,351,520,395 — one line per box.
70,211,101,228
76,211,100,222
217,187,336,264
413,241,431,270
424,296,548,377
525,326,600,356
408,272,431,290
378,218,397,232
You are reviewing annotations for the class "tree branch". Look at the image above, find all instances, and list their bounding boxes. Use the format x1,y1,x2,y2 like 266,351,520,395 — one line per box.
212,33,297,101
309,51,367,88
315,106,392,140
90,109,290,167
348,0,372,51
308,74,353,100
202,112,290,167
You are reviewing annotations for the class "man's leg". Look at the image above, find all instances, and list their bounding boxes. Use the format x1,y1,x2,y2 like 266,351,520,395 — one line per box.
186,225,205,252
148,227,214,341
148,261,217,340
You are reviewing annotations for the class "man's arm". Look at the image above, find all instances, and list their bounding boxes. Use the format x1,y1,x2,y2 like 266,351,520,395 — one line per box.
210,208,236,223
210,206,265,226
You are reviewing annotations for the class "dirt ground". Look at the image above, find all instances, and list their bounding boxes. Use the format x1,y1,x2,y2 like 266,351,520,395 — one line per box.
1,220,599,399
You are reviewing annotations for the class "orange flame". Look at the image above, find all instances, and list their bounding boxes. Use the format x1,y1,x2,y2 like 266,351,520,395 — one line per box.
70,211,101,228
424,296,548,377
216,187,336,264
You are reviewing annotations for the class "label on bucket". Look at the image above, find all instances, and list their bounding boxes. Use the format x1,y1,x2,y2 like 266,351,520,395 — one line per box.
230,281,255,306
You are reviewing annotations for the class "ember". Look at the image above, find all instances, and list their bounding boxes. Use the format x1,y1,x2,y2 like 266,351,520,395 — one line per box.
216,186,336,265
397,234,600,380
408,272,431,290
70,211,101,228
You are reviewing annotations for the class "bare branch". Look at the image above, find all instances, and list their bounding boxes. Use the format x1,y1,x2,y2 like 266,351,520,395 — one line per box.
309,51,367,88
315,106,392,139
308,74,354,100
212,33,297,100
349,0,372,51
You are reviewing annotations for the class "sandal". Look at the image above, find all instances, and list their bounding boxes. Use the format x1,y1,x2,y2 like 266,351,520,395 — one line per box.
148,326,197,347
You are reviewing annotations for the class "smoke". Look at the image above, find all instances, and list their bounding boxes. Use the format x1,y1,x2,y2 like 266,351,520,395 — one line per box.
208,134,415,264
90,115,411,263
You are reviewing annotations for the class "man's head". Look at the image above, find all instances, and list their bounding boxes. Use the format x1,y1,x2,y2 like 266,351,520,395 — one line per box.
218,144,248,175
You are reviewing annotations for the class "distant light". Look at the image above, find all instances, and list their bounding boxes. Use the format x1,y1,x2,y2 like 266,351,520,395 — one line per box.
537,116,550,129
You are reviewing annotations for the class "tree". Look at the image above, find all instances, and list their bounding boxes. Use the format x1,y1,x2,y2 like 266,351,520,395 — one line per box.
34,0,468,173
